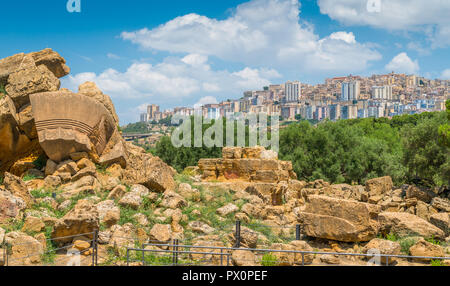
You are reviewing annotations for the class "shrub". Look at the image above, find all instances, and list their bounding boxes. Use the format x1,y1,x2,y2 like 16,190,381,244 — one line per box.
430,260,445,266
261,253,278,266
398,237,418,255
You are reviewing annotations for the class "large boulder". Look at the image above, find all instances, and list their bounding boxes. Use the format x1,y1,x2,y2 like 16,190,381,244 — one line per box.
160,191,187,209
96,200,120,227
429,213,449,237
52,200,99,245
30,91,116,162
378,212,445,240
231,250,256,266
149,224,172,244
123,144,176,192
409,238,446,261
108,224,136,256
229,226,259,248
297,195,381,242
431,197,450,212
5,232,44,265
198,147,296,183
0,95,35,172
269,241,314,266
0,188,26,222
78,82,119,125
405,185,436,203
0,53,36,85
362,238,401,265
365,176,393,197
3,172,33,206
29,48,70,79
6,64,60,110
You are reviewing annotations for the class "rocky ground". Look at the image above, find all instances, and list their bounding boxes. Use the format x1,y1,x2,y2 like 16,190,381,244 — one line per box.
0,49,449,266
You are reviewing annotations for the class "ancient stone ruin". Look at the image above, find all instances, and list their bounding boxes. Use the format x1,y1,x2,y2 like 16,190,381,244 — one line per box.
198,146,297,183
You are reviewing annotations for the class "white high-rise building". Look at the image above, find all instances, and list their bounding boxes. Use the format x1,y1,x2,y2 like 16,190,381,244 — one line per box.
341,81,360,101
371,86,393,100
284,81,301,102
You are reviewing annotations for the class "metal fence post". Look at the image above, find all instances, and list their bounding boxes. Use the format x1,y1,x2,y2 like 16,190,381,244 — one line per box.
92,230,98,266
126,249,129,266
5,242,9,266
296,224,301,240
235,221,241,248
2,241,5,267
172,239,179,265
175,239,179,265
142,242,145,266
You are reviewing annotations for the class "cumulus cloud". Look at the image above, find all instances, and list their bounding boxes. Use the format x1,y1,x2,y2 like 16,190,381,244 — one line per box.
318,0,450,48
385,52,419,74
121,0,381,73
329,31,356,44
194,96,219,109
62,54,281,101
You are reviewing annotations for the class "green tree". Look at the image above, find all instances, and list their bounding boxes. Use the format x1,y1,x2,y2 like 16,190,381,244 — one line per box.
402,112,449,187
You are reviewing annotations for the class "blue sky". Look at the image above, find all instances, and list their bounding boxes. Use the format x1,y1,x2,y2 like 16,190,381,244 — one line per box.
1,0,449,124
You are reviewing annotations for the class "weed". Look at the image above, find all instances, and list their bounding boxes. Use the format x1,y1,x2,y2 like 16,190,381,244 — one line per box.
23,174,43,182
398,237,418,255
261,253,278,266
96,164,110,175
431,260,445,266
385,232,399,242
1,218,25,233
175,174,194,185
425,236,441,246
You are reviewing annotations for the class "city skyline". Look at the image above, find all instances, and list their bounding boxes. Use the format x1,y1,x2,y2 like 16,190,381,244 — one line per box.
2,0,449,124
136,71,448,126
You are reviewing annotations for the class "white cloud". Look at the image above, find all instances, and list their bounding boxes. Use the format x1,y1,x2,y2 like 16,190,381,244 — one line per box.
385,52,419,74
441,69,450,80
406,42,431,56
318,0,450,48
107,53,121,60
329,31,356,44
62,54,281,101
121,0,381,73
194,96,218,109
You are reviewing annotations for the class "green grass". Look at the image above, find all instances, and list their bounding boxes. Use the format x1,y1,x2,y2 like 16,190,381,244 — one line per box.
244,221,287,245
117,194,162,226
1,218,25,233
431,260,446,266
425,236,442,246
0,84,7,98
0,176,3,185
261,253,278,266
96,164,110,175
175,173,194,185
22,174,42,182
40,226,58,265
398,237,418,255
385,232,399,242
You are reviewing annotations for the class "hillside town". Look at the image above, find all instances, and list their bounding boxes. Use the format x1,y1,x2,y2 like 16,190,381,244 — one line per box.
139,73,449,123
